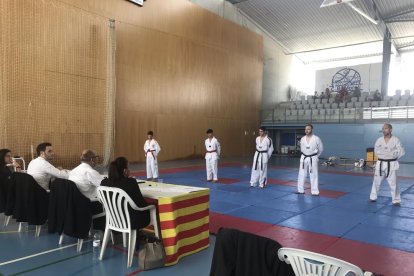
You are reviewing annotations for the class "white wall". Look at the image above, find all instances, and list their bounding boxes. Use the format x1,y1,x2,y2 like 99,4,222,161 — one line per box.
315,63,382,93
190,0,294,108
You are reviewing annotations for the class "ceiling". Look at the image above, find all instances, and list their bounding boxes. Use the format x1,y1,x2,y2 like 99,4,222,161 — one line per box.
226,0,414,63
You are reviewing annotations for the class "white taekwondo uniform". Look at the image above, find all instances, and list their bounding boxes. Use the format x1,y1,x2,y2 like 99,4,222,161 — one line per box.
205,137,221,181
250,135,273,188
297,135,323,195
144,139,161,179
370,135,405,204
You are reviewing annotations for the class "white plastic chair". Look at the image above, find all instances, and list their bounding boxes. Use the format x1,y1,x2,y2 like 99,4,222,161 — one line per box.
97,186,159,268
278,247,373,276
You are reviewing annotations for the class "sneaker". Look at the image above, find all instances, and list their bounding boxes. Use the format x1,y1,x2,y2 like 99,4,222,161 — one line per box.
259,185,265,189
207,179,212,182
369,199,376,202
393,202,401,207
212,180,218,183
295,191,305,194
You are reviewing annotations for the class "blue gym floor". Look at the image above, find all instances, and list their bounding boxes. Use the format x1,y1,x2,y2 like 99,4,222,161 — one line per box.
1,156,414,276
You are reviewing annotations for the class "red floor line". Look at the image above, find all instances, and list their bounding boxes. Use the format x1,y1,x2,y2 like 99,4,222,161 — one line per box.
111,245,139,257
125,269,143,276
210,211,414,276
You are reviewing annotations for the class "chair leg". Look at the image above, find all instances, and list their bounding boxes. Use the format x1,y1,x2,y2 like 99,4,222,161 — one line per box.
77,239,83,252
4,216,11,226
35,225,41,237
150,208,160,239
123,233,127,248
110,232,115,245
99,229,111,261
18,222,23,232
127,230,137,268
59,233,64,245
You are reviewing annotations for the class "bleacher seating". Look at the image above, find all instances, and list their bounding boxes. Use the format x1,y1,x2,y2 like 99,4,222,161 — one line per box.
398,99,407,106
274,91,414,123
380,101,388,107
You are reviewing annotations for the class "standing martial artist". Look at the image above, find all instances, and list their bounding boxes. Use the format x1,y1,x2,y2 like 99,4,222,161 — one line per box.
297,124,323,195
369,123,405,206
205,129,221,182
144,131,161,181
250,126,274,188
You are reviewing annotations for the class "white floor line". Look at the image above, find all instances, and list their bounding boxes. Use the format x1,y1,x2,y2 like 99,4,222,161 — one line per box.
0,240,91,266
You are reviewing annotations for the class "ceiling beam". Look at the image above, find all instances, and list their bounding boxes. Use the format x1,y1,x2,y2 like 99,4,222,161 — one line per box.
385,18,414,23
383,7,414,21
370,0,399,56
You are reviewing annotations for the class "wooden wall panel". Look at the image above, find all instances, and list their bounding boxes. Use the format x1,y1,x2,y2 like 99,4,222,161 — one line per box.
2,0,263,164
0,0,110,167
108,0,263,162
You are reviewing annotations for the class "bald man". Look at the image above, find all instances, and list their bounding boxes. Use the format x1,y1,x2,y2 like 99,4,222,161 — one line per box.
68,150,104,200
369,123,405,206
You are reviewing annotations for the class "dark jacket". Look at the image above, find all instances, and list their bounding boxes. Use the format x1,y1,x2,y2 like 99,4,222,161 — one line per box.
48,178,93,239
0,167,13,213
101,177,150,229
6,172,49,225
210,228,295,276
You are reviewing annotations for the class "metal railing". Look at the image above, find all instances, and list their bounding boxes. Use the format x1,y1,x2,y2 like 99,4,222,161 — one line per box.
262,106,414,124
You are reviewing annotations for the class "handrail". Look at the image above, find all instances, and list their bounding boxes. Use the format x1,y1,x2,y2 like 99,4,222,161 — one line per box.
262,105,414,124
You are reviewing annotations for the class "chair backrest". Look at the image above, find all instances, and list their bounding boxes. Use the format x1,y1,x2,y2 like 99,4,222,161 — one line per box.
9,172,49,224
278,247,365,276
97,186,137,233
48,178,92,238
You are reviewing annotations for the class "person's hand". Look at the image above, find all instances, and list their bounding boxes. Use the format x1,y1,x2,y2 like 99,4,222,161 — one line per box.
12,160,21,171
12,160,20,168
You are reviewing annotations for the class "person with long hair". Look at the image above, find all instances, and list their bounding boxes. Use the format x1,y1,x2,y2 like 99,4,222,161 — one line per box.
101,157,150,229
0,148,21,180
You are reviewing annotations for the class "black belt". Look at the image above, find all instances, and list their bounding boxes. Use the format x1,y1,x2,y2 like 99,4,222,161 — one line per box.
301,152,318,172
378,158,397,177
147,150,156,159
254,150,267,170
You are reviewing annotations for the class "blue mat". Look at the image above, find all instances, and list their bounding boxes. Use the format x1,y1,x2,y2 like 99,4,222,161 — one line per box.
209,200,249,214
377,206,414,219
361,214,414,233
279,205,372,237
325,193,389,212
344,224,414,253
254,198,324,213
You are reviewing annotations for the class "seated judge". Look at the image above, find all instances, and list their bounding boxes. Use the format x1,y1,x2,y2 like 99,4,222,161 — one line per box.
101,157,150,230
0,148,21,180
68,149,104,200
27,142,69,190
